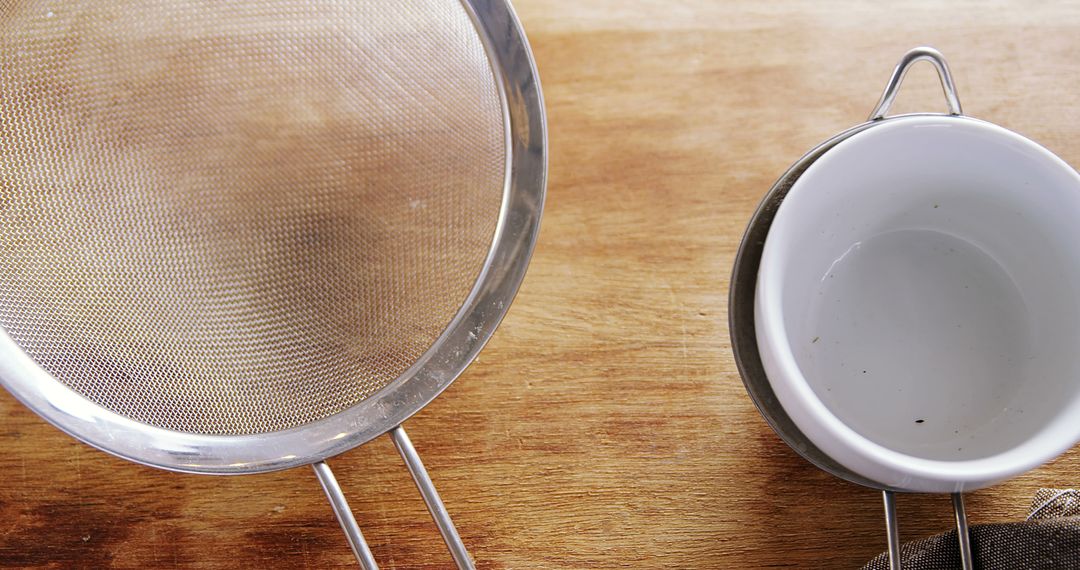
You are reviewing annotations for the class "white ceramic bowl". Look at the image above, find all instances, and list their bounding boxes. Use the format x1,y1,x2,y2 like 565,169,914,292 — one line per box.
756,115,1080,492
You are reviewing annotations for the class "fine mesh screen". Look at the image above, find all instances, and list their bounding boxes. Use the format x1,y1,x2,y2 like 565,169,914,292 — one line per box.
0,0,507,435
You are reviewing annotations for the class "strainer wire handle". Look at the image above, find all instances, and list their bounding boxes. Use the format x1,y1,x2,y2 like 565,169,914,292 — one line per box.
312,426,474,569
313,461,380,569
868,46,963,120
882,491,901,570
391,426,477,570
952,493,974,569
881,490,973,570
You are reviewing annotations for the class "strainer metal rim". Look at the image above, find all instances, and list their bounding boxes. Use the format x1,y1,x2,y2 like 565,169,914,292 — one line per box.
0,0,546,475
731,113,948,493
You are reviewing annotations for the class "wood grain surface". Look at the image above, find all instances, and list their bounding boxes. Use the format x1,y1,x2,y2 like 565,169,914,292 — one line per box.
3,1,1080,568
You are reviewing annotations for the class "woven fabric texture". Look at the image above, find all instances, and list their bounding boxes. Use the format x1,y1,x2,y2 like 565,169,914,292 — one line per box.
863,489,1080,570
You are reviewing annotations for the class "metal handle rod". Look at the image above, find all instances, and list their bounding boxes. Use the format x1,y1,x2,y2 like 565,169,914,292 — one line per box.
390,425,476,570
869,46,963,120
882,490,902,570
952,493,974,570
882,490,975,570
312,461,380,570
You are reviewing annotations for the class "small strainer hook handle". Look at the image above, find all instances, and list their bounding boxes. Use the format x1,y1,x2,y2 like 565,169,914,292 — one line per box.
869,46,963,121
314,426,476,569
870,47,971,570
882,490,973,570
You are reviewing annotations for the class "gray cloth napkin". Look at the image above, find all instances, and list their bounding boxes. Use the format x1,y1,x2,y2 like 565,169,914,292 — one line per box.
862,489,1080,569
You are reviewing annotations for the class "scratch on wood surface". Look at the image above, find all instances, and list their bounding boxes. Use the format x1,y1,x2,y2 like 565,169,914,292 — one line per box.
73,447,81,482
385,509,401,570
151,525,158,566
680,320,689,359
19,457,27,498
664,280,690,359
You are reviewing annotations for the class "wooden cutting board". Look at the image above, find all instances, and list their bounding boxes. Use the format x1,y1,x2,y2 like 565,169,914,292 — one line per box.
1,1,1079,567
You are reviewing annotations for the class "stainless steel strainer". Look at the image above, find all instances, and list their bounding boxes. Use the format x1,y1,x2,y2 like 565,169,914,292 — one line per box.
0,0,545,567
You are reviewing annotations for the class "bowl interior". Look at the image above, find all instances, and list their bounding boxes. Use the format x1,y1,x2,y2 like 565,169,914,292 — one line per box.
765,116,1080,465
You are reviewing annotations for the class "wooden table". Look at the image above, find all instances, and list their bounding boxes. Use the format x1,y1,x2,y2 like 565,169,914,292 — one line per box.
3,1,1080,567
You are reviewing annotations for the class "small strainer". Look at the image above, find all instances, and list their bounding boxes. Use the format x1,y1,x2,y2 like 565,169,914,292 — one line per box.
732,47,1080,570
0,0,545,567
